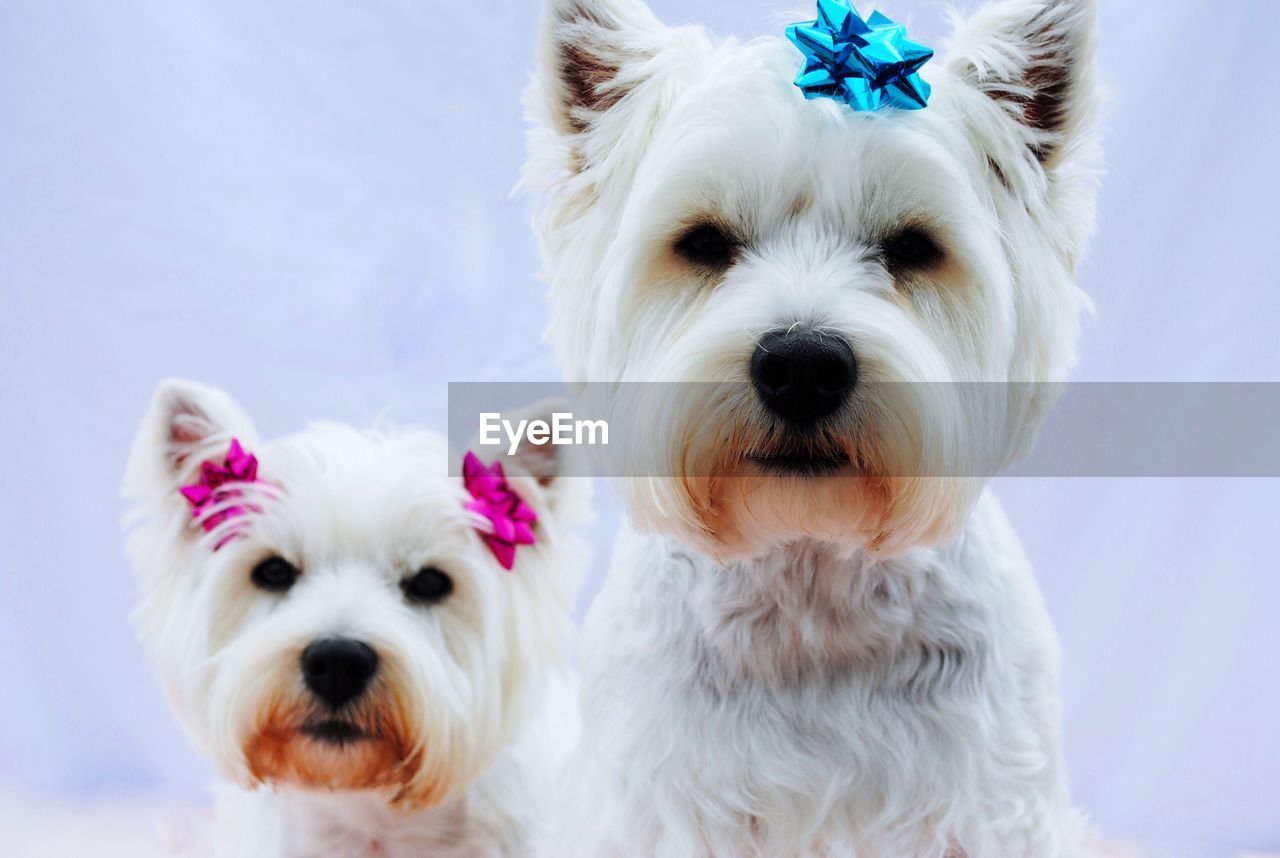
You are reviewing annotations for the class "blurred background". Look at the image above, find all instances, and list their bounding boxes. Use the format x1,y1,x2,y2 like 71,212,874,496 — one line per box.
1,1,1277,855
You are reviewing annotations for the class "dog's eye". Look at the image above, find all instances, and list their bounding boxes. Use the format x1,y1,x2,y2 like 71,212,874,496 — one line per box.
402,567,453,606
674,223,739,270
881,227,944,273
251,556,300,593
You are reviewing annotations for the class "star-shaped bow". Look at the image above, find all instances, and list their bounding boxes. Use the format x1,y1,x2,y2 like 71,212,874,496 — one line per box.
786,0,933,111
462,451,538,571
179,438,264,548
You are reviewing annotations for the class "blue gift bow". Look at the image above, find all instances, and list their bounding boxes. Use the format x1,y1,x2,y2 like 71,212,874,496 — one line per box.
785,0,933,111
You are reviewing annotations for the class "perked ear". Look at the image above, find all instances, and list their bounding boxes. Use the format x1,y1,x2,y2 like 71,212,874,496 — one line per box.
466,399,593,528
124,378,258,510
946,0,1100,170
533,0,669,136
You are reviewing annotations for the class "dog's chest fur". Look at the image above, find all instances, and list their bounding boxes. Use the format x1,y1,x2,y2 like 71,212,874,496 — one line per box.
214,686,578,858
217,767,526,858
568,492,1079,857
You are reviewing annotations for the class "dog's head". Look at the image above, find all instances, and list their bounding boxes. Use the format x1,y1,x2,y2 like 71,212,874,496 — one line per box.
123,380,588,806
525,0,1101,558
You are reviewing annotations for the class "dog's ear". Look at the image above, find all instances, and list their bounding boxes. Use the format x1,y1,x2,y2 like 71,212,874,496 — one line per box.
466,399,593,528
945,0,1100,167
124,378,258,509
533,0,666,136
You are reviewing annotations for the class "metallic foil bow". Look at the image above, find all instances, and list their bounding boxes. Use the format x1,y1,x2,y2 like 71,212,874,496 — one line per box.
179,438,264,549
462,451,537,571
786,0,933,111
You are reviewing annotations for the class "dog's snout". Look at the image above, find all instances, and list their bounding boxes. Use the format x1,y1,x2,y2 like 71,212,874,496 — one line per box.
301,638,378,709
751,330,856,425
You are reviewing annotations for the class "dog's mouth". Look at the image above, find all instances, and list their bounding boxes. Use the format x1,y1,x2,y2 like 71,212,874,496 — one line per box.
748,447,851,477
301,718,370,746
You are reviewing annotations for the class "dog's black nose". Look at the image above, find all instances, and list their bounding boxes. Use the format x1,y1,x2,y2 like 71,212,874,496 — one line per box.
750,329,856,424
301,638,378,709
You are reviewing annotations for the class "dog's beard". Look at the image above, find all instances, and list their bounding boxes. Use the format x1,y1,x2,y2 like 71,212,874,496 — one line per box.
619,383,988,560
243,689,439,804
240,676,482,809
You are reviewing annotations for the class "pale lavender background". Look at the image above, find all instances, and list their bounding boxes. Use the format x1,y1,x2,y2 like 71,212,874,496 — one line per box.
1,1,1278,855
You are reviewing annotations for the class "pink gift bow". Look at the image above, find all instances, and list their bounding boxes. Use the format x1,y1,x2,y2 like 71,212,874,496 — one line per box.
462,451,537,570
178,438,264,549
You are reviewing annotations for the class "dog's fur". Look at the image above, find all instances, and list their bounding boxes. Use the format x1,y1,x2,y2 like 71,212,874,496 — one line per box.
524,0,1101,854
123,381,589,857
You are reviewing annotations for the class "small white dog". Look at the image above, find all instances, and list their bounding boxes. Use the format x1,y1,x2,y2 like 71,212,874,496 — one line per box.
123,380,590,857
525,0,1100,855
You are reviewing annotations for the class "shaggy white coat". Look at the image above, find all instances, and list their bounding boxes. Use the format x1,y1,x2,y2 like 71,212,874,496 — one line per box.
124,381,590,857
524,0,1102,854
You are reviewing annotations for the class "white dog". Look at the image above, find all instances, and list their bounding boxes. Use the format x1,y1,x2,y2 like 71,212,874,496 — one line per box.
123,380,590,857
525,0,1101,854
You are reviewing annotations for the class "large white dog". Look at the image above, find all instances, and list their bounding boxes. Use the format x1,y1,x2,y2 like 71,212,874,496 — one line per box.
124,381,589,857
524,0,1101,854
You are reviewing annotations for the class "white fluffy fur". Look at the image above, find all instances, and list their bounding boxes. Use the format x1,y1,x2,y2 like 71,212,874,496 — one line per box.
524,0,1101,854
123,380,590,857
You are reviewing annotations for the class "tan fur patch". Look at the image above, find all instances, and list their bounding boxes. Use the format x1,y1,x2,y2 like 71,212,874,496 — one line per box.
244,693,446,809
